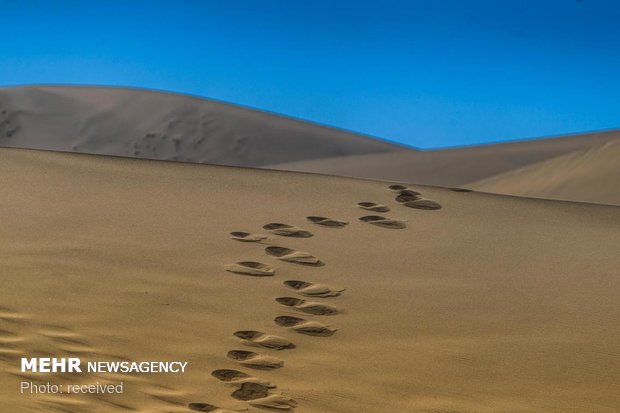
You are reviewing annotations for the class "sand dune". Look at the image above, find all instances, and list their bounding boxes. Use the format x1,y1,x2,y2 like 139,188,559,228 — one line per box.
0,85,403,166
1,148,619,412
2,85,618,206
268,129,620,188
469,141,620,205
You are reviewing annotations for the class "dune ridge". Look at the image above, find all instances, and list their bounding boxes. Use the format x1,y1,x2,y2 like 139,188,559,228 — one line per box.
268,129,619,185
468,140,620,205
2,85,619,205
0,85,403,166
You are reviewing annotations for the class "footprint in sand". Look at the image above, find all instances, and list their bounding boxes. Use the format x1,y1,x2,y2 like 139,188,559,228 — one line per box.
229,231,267,242
391,186,442,210
263,223,313,238
265,246,324,267
283,280,344,298
359,215,407,229
227,350,284,370
231,383,297,410
224,261,275,276
449,187,473,192
230,383,297,409
230,382,269,401
211,369,274,388
233,331,296,350
394,189,421,203
249,394,297,411
357,201,390,213
306,216,348,227
388,184,408,192
275,316,337,337
188,403,241,412
402,198,442,210
275,297,340,316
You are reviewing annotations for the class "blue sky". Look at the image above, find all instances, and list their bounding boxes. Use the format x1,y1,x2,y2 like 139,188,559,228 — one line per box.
1,0,619,148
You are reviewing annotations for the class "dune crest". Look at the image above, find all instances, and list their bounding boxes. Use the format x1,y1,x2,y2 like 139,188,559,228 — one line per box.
0,85,402,167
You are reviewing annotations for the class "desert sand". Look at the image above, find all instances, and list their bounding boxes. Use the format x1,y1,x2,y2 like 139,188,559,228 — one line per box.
269,129,620,204
0,86,403,166
1,147,619,412
2,86,618,206
469,140,620,205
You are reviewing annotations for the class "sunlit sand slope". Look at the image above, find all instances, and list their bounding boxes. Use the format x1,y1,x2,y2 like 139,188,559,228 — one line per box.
0,148,619,412
469,141,620,205
269,129,619,191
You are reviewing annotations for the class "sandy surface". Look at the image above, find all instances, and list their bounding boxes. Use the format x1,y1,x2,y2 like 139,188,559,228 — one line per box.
0,86,402,166
268,129,620,191
2,85,618,205
1,148,619,412
469,140,620,205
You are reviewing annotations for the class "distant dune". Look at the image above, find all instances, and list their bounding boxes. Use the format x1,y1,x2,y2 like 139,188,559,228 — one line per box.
469,140,620,205
0,85,403,166
1,85,618,206
268,129,620,187
1,147,619,412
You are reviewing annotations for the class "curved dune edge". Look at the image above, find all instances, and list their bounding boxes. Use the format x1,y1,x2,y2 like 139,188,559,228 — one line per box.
468,140,620,205
0,85,403,167
0,148,619,412
267,130,620,206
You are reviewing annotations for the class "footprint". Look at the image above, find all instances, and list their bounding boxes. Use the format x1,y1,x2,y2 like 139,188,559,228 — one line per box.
249,394,297,410
275,316,337,337
230,383,297,411
230,232,267,242
263,223,313,238
224,262,275,276
449,187,472,192
189,403,216,412
395,189,421,203
233,331,296,350
283,280,344,298
211,369,274,387
227,350,284,370
357,202,390,213
402,199,442,210
275,297,339,316
230,382,270,401
188,403,239,412
306,216,348,227
388,184,408,191
265,247,324,267
359,215,407,229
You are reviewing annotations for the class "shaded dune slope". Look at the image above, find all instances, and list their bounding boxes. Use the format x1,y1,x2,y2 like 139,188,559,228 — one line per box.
268,129,620,188
0,85,403,166
469,140,620,205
